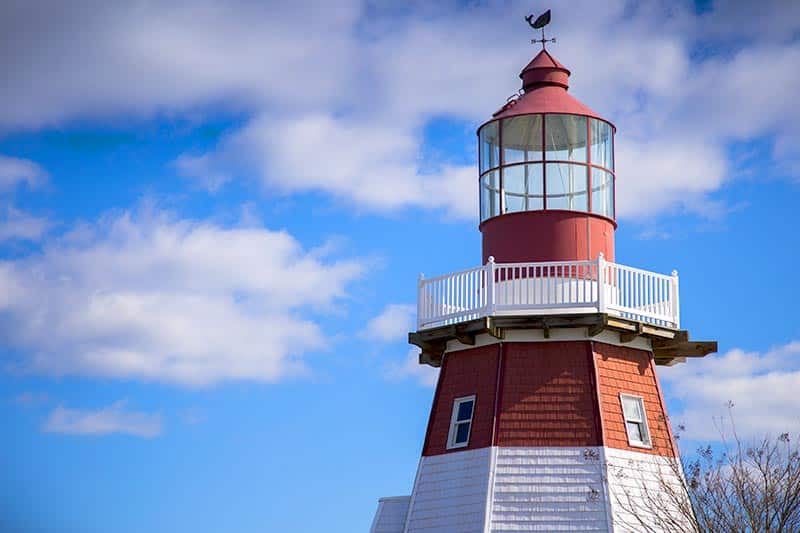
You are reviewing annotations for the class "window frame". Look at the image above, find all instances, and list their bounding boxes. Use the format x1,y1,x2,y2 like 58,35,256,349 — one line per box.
446,395,476,450
477,113,616,223
619,393,652,448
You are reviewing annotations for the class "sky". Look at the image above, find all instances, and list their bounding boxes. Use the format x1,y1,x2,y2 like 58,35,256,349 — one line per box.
0,0,799,531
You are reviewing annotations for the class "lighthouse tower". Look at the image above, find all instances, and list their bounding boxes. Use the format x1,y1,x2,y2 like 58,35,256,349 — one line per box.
370,20,716,533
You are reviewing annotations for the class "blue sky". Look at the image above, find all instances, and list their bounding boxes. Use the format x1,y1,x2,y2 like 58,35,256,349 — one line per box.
1,1,799,531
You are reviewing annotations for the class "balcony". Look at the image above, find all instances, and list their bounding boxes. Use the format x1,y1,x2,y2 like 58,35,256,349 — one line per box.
417,255,679,331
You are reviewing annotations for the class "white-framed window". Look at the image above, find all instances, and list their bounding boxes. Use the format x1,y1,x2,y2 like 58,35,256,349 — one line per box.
620,393,651,448
447,395,476,450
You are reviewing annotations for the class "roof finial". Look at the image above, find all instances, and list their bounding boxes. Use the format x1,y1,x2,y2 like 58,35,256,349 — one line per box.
525,9,555,49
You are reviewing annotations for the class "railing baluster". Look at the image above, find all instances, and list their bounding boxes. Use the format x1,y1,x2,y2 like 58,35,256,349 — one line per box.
415,259,680,330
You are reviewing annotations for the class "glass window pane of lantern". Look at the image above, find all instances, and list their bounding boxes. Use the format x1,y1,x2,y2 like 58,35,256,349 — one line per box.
546,163,587,211
502,115,543,164
480,171,500,221
502,165,522,212
504,164,543,212
590,119,614,170
591,168,614,218
479,121,500,173
545,114,587,163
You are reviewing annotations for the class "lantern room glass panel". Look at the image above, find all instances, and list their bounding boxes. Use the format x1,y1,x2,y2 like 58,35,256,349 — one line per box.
546,163,588,211
501,115,543,164
590,119,614,170
545,114,587,163
480,170,501,221
479,121,500,173
591,168,614,219
503,164,544,212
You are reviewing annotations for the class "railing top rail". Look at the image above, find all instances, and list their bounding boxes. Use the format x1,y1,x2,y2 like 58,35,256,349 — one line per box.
420,263,485,284
419,259,678,285
606,261,675,281
417,258,680,331
494,260,598,269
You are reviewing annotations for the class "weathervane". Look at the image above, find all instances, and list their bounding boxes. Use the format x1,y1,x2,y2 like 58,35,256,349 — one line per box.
525,9,555,49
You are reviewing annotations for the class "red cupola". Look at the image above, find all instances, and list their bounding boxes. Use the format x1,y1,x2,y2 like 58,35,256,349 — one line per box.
478,49,617,264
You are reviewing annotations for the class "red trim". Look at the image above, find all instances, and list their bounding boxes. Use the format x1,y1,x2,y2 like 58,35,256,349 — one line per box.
650,352,680,457
478,113,617,137
588,341,606,447
479,208,618,231
421,352,446,455
586,117,593,213
542,116,547,209
498,115,505,214
479,160,615,178
490,342,506,446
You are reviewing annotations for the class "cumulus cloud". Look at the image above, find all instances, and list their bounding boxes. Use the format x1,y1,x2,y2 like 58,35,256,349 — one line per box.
0,155,46,191
661,341,800,441
0,209,365,386
386,347,439,387
42,401,162,438
0,205,50,242
363,303,415,342
1,1,799,219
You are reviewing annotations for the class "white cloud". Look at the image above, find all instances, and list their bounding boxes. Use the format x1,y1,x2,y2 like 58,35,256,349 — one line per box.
363,304,415,343
385,347,439,387
0,209,365,386
42,401,162,438
0,155,46,191
660,341,800,441
1,1,799,219
13,391,49,406
0,205,50,241
0,1,360,128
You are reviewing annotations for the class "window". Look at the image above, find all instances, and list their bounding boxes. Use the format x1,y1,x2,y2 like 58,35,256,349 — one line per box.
447,396,476,449
591,168,614,218
502,115,543,164
546,163,588,211
476,113,615,222
545,114,587,163
620,394,651,448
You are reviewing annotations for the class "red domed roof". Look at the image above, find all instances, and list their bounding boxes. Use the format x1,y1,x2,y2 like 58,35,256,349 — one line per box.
489,49,612,127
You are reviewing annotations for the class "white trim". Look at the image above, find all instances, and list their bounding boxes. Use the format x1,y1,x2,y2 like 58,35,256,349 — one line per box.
482,446,498,533
369,499,384,533
446,395,476,450
401,457,423,533
619,393,652,448
597,446,616,531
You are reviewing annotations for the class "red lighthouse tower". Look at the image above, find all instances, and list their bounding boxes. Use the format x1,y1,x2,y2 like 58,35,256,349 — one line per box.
370,18,716,533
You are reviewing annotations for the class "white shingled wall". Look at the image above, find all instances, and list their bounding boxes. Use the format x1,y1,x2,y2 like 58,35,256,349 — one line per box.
605,447,693,533
373,446,692,533
403,447,492,533
371,496,412,533
490,447,610,532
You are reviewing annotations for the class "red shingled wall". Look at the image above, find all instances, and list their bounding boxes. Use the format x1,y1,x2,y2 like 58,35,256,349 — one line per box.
593,342,676,457
422,340,676,457
495,342,601,447
422,344,500,456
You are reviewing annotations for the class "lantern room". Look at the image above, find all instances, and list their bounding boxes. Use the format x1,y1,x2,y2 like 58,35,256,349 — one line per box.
478,49,617,264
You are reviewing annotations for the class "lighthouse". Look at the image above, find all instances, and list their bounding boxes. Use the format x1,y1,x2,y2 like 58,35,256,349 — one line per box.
370,15,716,533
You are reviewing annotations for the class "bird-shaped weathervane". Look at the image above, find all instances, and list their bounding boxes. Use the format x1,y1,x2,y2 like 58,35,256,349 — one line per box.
525,9,555,49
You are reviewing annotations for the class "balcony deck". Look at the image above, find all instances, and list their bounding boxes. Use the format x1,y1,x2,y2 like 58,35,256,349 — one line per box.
412,256,718,368
417,256,680,331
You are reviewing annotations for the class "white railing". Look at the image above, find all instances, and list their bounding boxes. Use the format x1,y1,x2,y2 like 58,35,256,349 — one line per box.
417,254,679,330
